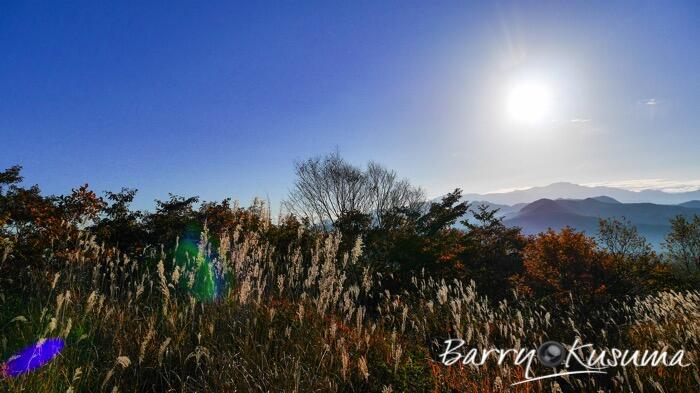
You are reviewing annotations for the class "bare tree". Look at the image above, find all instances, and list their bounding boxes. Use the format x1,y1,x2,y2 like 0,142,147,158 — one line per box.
285,152,425,227
366,161,425,225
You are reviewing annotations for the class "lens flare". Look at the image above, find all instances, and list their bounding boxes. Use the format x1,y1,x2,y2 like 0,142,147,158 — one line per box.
175,223,217,301
1,338,65,378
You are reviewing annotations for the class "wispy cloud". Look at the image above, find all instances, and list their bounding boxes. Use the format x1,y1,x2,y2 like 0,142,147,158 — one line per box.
583,179,700,193
644,98,658,106
569,118,591,123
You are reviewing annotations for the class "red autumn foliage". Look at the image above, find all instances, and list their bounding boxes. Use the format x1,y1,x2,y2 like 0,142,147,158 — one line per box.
516,227,617,302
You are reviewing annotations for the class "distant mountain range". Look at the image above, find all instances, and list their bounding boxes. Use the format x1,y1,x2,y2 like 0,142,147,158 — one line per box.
454,182,700,248
461,182,700,205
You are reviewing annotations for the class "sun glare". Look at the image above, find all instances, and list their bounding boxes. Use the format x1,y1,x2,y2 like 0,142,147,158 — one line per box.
506,81,553,126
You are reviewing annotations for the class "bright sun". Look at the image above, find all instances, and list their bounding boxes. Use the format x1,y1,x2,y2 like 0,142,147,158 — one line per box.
506,81,553,125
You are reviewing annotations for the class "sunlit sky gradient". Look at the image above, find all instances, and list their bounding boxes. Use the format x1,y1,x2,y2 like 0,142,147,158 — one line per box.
2,1,699,210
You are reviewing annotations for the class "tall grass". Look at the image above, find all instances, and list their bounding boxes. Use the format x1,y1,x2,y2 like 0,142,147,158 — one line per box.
1,216,698,392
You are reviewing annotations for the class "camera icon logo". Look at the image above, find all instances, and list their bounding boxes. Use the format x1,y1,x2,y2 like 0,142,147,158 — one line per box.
537,341,565,367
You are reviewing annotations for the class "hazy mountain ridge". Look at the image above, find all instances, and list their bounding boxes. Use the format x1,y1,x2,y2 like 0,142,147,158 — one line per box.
454,183,700,248
680,200,700,209
461,182,700,205
503,198,700,247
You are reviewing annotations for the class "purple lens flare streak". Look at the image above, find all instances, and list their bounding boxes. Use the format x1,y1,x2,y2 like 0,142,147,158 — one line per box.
1,338,65,378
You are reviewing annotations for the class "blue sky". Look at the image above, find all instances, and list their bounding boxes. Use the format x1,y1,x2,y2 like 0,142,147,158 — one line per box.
1,1,699,210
